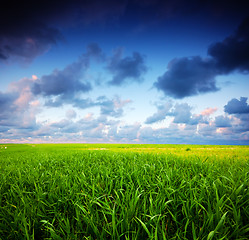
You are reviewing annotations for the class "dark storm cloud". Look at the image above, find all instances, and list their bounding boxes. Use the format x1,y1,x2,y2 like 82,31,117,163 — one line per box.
2,0,248,65
224,97,249,114
0,24,62,62
154,15,249,99
154,57,219,99
0,0,64,62
107,50,147,86
208,17,249,73
0,0,125,62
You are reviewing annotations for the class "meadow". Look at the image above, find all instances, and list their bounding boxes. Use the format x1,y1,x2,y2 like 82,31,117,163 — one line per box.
0,144,248,239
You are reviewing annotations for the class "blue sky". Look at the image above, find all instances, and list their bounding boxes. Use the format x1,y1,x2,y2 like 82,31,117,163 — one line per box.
0,0,249,144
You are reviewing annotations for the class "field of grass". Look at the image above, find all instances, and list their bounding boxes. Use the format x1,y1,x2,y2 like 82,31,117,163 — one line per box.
0,144,248,239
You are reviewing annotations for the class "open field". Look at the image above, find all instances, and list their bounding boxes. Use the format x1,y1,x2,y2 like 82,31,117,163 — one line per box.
0,144,249,239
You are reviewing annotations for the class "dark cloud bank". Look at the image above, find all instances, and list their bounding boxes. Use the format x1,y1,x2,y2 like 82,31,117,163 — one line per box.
154,17,249,98
0,0,126,62
2,0,248,64
0,1,63,62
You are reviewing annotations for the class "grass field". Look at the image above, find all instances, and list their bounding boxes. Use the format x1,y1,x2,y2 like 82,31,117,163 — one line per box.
0,144,248,239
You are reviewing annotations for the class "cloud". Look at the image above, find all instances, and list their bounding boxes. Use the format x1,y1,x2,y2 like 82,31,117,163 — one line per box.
84,43,105,62
0,0,63,63
71,98,96,109
97,96,132,118
43,112,247,144
139,124,204,144
223,97,249,135
50,119,71,129
214,116,232,128
0,77,40,131
1,92,249,144
32,58,91,98
0,0,125,63
154,56,219,98
234,114,249,133
145,102,172,124
2,0,249,66
146,102,207,125
171,103,208,125
208,17,249,74
200,107,217,116
45,94,131,119
116,123,141,141
45,97,95,109
224,97,249,114
154,17,249,99
171,103,193,123
31,43,105,107
0,27,62,63
66,109,77,119
107,49,148,86
42,115,120,142
32,43,143,110
0,92,18,122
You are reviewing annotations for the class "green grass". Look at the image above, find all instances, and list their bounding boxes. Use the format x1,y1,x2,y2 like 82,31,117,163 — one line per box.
0,144,248,239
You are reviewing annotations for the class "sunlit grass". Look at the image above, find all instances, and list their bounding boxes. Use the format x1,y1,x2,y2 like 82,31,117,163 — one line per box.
0,144,248,239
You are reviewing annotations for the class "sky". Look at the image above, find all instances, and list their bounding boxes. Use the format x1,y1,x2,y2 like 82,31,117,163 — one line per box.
0,0,249,144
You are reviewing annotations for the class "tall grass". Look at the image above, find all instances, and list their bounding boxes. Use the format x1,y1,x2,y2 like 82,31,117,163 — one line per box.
0,144,248,239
